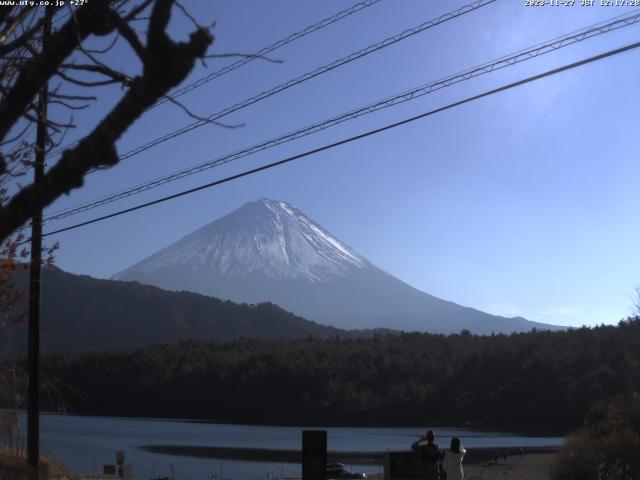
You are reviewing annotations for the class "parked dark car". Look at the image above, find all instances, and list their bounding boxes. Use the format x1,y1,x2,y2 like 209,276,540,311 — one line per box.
326,463,367,480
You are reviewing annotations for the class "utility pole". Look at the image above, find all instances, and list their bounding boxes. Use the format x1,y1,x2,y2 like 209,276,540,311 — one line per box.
11,364,19,454
27,7,52,480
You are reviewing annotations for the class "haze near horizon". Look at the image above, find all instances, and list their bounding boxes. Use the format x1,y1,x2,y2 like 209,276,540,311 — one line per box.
114,197,564,333
39,0,640,328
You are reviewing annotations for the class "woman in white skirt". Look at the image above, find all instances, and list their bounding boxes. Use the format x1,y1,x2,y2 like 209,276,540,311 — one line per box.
442,437,466,480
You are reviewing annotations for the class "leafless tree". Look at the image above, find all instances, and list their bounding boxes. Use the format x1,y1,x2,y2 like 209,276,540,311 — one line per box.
0,0,217,321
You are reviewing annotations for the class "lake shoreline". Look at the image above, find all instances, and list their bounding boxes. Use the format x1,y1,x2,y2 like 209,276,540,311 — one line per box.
8,412,564,478
27,409,568,436
139,445,561,466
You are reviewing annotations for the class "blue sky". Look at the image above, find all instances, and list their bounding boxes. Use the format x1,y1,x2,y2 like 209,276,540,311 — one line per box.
37,0,640,328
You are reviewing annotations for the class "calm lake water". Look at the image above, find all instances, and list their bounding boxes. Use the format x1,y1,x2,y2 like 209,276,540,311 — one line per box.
16,413,563,479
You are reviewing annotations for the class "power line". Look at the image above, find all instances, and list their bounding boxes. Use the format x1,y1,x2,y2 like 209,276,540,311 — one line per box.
44,0,498,219
109,0,497,162
153,0,385,108
43,9,640,223
48,0,385,157
37,39,640,240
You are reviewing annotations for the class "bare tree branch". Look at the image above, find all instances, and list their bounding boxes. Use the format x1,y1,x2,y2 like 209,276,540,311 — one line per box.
0,16,45,56
56,69,122,87
21,110,75,133
0,0,117,142
61,63,132,85
0,121,32,147
0,0,214,243
175,0,201,29
48,99,90,110
0,8,15,28
82,32,119,54
111,13,145,59
163,94,243,129
0,8,33,45
123,0,155,21
49,91,97,101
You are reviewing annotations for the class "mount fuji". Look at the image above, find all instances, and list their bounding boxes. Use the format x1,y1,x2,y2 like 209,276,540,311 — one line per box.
114,199,559,334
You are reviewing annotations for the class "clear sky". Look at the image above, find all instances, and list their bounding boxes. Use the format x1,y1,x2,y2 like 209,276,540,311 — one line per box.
37,0,640,328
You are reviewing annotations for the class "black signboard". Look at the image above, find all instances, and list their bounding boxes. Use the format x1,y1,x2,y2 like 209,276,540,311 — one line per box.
302,430,327,480
385,451,420,480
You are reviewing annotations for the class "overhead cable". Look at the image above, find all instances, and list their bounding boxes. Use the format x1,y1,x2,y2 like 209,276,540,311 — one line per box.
48,0,385,157
109,0,497,162
43,9,640,222
153,0,386,108
36,39,640,240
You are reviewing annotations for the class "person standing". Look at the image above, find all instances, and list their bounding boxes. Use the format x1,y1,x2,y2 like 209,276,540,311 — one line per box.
442,437,466,480
411,430,442,480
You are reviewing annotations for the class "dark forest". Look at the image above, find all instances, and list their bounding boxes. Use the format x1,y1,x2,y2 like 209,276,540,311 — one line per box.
2,319,639,431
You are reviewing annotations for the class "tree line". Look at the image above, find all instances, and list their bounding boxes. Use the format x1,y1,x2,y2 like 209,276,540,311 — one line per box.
2,318,640,430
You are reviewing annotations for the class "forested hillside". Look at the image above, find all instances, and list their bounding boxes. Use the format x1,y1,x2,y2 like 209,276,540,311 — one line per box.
2,319,639,430
1,266,350,353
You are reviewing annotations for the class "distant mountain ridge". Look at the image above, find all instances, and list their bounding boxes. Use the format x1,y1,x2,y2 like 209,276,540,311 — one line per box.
1,266,352,354
115,199,562,334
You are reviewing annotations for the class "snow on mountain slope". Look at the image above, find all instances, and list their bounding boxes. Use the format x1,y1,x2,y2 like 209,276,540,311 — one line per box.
115,199,367,283
115,199,563,334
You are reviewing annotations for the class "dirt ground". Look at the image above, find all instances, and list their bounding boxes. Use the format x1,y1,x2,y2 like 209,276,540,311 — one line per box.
464,453,554,480
367,453,556,480
0,447,76,479
4,448,556,480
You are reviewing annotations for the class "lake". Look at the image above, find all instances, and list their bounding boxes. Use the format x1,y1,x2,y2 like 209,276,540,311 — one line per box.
16,413,563,479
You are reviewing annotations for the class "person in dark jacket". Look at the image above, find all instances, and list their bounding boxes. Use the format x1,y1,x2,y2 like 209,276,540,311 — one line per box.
411,430,442,480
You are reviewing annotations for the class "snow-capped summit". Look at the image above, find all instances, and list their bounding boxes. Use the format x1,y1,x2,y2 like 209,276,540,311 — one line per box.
115,199,367,283
115,199,562,334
